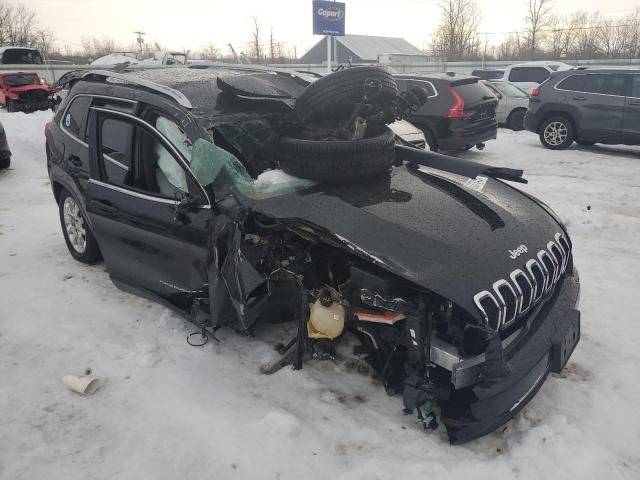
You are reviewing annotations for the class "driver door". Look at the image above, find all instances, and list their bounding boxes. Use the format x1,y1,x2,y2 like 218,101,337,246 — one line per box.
85,107,211,310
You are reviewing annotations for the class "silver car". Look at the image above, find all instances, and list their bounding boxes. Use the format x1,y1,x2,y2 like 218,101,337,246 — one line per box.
482,80,530,131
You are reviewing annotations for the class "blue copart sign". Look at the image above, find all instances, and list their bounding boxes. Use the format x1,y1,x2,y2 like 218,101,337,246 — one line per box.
312,1,346,36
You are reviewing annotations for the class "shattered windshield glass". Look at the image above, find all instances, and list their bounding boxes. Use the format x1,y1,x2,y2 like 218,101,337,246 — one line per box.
189,138,315,199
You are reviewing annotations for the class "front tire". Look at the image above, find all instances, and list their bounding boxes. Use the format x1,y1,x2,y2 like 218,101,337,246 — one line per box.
58,190,101,263
6,100,16,113
539,116,575,150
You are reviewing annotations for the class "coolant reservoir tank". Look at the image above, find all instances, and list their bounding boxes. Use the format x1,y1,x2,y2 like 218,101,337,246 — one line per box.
308,294,345,340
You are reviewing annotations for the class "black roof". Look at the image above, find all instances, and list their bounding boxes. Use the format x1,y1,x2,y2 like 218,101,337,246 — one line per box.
74,66,310,121
395,72,480,85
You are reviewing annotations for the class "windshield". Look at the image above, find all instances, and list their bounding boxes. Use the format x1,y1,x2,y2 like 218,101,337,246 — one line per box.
492,82,529,98
3,73,41,86
189,138,316,200
154,115,316,200
1,49,43,64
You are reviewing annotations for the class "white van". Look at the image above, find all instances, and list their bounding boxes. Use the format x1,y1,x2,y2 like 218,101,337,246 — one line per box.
502,61,572,93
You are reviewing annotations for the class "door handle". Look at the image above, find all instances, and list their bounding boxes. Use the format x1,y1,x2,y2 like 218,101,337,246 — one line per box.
68,155,82,167
572,96,586,101
89,199,118,213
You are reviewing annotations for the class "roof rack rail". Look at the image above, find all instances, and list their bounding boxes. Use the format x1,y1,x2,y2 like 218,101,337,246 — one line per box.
82,70,193,109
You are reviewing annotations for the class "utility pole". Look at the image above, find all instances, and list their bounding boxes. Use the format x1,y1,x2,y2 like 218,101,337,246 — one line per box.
134,31,146,57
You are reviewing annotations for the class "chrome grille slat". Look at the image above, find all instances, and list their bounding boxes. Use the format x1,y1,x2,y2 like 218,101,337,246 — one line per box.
473,232,571,331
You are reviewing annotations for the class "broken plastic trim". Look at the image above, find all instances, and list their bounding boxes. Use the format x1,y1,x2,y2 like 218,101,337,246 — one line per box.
395,145,527,184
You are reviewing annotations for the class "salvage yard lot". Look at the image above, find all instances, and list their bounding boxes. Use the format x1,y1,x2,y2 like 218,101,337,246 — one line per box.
1,110,639,480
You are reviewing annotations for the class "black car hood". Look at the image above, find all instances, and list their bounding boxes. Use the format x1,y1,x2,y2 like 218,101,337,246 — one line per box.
249,164,565,319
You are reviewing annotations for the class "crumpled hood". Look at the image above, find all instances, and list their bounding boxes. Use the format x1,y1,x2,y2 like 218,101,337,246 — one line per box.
250,164,566,319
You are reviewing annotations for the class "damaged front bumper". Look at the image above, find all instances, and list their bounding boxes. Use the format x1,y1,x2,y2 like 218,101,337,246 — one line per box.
437,268,580,444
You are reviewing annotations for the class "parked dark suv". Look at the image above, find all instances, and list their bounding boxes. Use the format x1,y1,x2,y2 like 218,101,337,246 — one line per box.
524,68,640,149
396,73,498,151
45,67,580,444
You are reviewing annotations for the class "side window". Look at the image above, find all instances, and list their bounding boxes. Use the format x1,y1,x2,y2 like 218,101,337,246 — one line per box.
557,75,584,91
527,68,550,83
100,118,134,187
408,80,437,98
582,74,626,96
62,96,91,138
98,115,192,199
138,129,189,197
509,67,549,83
508,68,526,82
631,76,640,98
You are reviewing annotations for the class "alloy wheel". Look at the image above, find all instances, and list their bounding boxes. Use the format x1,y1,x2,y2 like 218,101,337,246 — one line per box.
543,121,568,146
63,197,87,254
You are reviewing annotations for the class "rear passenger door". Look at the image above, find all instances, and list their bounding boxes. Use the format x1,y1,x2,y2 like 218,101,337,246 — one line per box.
85,107,211,310
623,74,640,144
59,95,92,198
562,73,626,143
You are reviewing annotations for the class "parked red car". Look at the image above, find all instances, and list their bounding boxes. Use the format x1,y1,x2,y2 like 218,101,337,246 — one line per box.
0,72,53,113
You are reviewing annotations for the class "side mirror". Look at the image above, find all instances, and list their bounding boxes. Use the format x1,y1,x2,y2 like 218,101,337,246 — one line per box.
173,191,196,221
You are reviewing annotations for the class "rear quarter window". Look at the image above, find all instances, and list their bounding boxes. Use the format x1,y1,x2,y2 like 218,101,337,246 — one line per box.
557,74,584,91
62,96,91,139
396,79,437,98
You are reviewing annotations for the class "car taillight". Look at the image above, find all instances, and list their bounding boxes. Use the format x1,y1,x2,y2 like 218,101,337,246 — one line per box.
531,87,540,97
447,88,473,118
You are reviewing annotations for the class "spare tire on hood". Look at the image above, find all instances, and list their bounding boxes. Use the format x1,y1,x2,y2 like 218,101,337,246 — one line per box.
294,66,399,124
277,127,396,183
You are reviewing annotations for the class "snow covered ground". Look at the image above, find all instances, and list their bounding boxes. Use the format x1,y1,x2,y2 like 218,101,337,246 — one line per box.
1,110,639,480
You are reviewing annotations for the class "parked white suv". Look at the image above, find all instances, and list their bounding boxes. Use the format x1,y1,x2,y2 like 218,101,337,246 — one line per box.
502,61,572,93
482,80,530,130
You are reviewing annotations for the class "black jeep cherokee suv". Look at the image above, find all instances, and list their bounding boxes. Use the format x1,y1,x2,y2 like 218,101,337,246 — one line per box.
45,67,580,444
525,67,640,149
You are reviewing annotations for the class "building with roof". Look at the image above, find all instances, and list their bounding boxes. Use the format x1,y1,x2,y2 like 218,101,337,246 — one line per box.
299,34,430,65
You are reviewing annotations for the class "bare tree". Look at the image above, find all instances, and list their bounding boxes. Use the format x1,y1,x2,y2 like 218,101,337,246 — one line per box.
80,36,121,60
430,0,481,60
626,9,640,58
496,32,525,60
596,18,627,58
547,14,579,59
525,0,553,59
201,41,221,61
573,11,600,59
0,2,54,52
249,17,262,62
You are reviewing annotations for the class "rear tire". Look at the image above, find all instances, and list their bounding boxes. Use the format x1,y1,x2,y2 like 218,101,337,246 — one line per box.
58,189,102,264
294,66,398,124
278,128,396,183
6,100,16,113
419,127,438,151
539,116,575,150
508,109,526,131
0,157,9,169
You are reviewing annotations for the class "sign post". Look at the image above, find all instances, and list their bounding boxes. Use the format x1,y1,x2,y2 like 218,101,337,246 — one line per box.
312,0,346,74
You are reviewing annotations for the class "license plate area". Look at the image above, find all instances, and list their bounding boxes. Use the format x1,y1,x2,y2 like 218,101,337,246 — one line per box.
550,309,580,372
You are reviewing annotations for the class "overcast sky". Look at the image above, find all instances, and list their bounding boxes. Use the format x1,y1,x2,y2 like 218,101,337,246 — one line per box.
23,0,640,55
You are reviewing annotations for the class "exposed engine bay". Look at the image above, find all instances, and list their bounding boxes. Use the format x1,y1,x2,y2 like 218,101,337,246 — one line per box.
202,207,512,440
